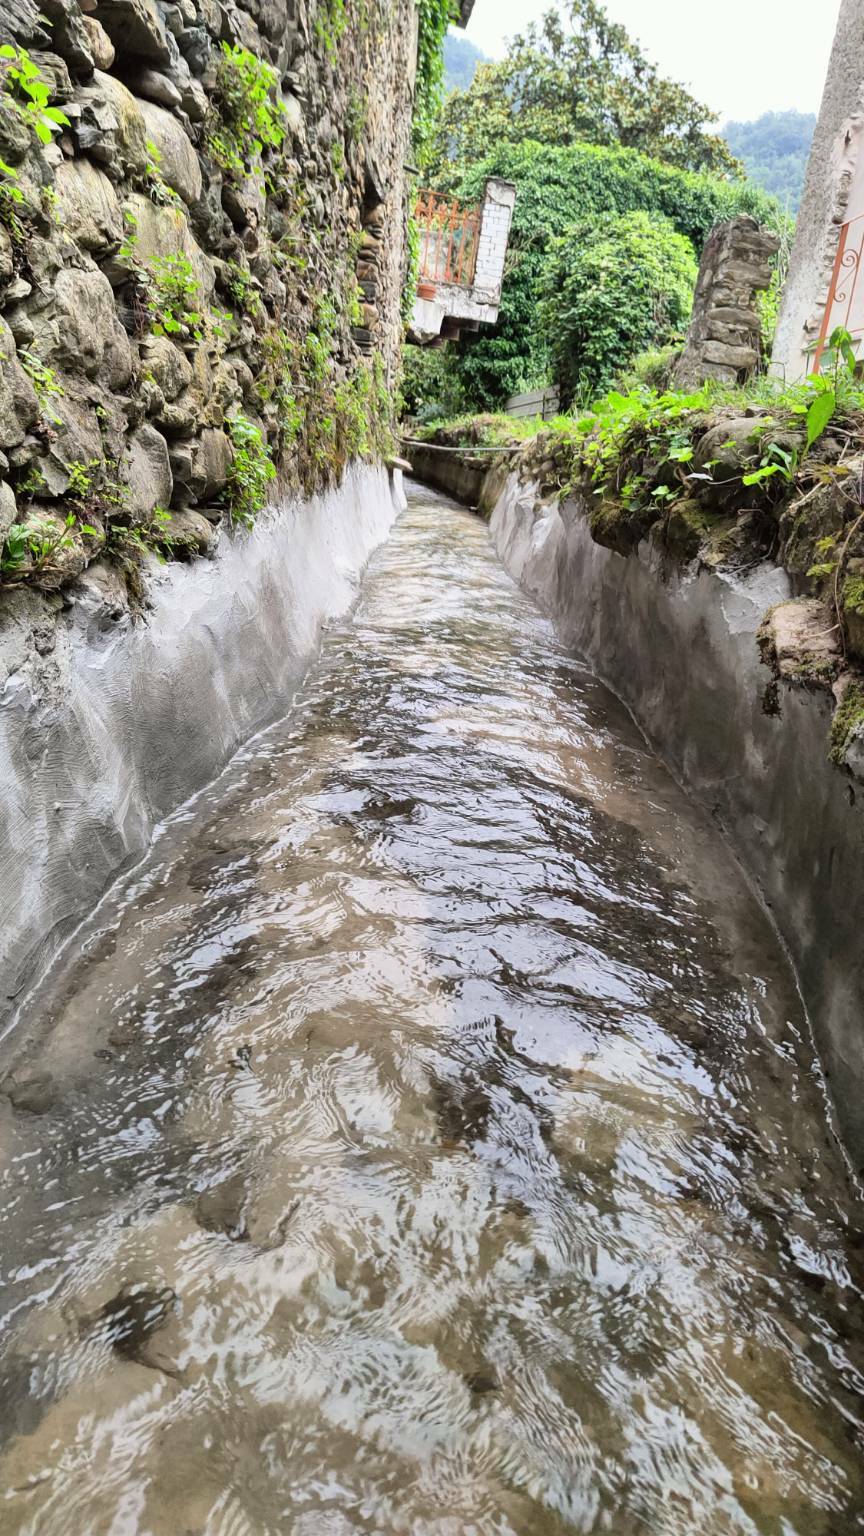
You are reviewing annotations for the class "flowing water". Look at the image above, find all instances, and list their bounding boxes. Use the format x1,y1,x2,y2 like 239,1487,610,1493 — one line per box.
0,482,863,1535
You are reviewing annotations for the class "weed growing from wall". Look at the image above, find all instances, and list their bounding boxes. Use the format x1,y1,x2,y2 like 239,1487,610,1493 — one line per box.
224,260,263,320
314,0,348,59
223,411,276,525
18,349,64,425
208,44,288,178
0,46,69,146
145,254,205,340
0,46,69,231
143,140,182,209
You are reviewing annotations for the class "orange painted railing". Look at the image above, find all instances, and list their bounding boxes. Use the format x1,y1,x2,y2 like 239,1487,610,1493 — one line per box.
415,190,481,289
814,210,864,371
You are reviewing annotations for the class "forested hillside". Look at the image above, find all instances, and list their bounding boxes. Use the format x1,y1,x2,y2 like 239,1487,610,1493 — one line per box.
443,32,486,92
723,111,816,211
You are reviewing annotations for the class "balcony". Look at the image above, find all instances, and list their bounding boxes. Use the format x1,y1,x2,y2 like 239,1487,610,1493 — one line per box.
409,177,516,345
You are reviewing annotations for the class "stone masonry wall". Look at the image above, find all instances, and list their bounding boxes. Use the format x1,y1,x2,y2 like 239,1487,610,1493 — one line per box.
0,0,417,596
672,216,778,391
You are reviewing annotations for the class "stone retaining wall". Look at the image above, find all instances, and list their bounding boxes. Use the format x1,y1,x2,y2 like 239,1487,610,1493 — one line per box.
0,0,415,581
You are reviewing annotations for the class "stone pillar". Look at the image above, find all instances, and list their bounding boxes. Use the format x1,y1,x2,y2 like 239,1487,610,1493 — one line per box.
772,0,864,382
672,216,779,390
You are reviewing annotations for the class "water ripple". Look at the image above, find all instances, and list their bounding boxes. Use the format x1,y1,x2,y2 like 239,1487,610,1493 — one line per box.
0,484,862,1533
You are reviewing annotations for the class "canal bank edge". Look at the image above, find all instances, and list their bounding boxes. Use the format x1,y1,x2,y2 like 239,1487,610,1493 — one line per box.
411,450,864,1163
0,463,405,1043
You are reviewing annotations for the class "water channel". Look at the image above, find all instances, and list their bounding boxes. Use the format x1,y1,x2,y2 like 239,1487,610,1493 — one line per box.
0,482,863,1534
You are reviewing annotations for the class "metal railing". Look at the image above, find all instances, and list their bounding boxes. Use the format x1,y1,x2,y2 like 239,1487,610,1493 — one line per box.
815,210,864,371
415,190,481,289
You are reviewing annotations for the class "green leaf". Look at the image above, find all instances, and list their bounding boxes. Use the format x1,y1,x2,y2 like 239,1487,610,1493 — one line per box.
806,388,836,450
742,465,780,486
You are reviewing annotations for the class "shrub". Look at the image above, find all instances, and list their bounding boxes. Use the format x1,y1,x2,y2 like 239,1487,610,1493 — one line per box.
545,212,698,402
616,345,681,393
401,343,469,422
144,253,204,340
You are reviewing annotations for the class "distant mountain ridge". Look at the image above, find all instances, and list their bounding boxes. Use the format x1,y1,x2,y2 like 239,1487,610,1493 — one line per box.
723,110,816,213
443,31,486,93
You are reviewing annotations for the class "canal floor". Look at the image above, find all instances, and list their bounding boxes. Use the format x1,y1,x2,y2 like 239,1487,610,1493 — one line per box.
0,482,863,1534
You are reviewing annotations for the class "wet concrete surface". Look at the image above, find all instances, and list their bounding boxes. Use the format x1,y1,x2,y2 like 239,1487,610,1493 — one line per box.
0,483,863,1534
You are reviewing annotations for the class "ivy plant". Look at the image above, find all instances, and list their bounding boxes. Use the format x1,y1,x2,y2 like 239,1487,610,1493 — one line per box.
223,411,276,525
208,44,287,178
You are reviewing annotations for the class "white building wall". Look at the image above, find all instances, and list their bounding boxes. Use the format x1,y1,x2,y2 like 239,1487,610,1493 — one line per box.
773,0,864,380
472,178,517,297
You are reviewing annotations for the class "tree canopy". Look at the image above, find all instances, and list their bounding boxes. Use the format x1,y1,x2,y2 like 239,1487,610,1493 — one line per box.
407,0,789,418
442,32,485,93
433,0,741,178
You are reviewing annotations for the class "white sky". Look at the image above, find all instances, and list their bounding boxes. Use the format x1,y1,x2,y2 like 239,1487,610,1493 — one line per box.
460,0,843,124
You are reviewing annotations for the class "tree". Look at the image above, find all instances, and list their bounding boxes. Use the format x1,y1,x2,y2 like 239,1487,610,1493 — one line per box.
433,0,741,178
545,212,698,401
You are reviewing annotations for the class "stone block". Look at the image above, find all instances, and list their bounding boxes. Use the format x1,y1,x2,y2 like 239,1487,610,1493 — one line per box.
53,264,132,387
0,480,18,542
92,0,171,63
39,0,94,76
164,507,217,553
32,393,102,497
191,426,232,498
74,69,149,179
124,192,216,300
122,423,173,518
141,335,193,401
138,98,202,206
167,441,194,486
53,157,123,252
0,228,14,288
763,598,840,681
0,98,32,168
30,49,75,102
82,14,115,68
125,65,182,108
702,340,759,370
0,318,40,452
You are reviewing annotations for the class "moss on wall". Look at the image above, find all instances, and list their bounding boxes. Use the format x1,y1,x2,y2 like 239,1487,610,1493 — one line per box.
0,0,418,601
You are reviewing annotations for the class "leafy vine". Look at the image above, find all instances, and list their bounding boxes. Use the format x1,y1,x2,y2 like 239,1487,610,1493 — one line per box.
413,0,452,166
